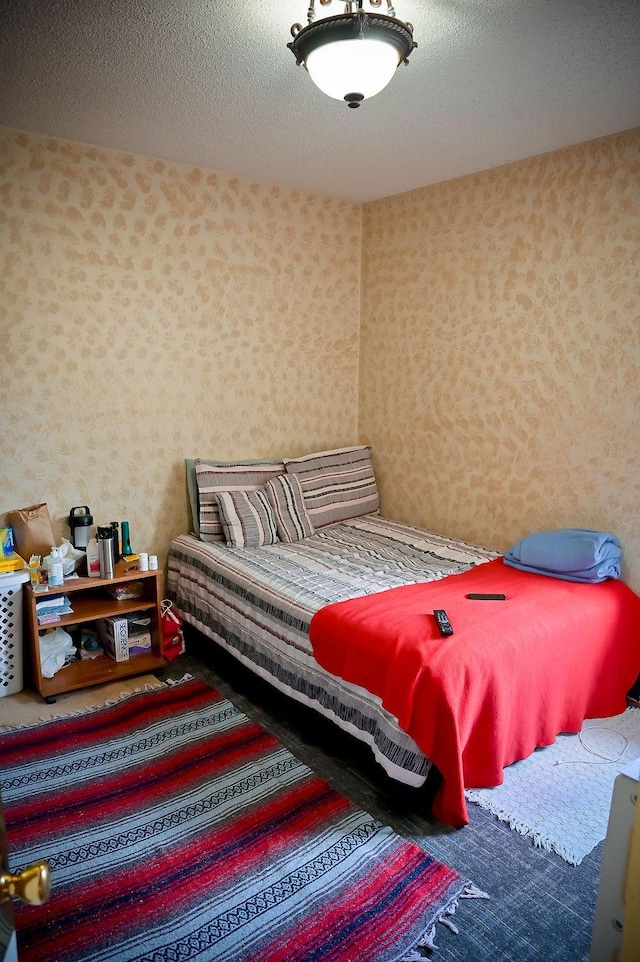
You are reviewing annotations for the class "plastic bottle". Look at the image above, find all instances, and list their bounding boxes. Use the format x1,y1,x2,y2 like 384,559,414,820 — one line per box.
47,547,64,588
86,538,100,578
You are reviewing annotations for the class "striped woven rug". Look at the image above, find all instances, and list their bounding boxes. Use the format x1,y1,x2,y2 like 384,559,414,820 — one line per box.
1,677,486,961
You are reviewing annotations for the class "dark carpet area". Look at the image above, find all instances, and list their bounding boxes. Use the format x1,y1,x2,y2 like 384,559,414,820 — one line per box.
161,633,602,961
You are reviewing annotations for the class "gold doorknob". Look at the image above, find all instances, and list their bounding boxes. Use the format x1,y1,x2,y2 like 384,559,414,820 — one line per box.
0,861,51,905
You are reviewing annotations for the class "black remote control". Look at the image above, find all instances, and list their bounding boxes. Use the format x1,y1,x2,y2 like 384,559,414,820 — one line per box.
467,593,507,601
433,609,454,636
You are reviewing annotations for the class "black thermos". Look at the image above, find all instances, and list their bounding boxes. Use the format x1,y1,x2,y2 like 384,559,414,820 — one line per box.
110,521,121,565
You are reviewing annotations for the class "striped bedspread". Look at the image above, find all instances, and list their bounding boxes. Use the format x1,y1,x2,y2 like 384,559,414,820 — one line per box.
167,515,498,788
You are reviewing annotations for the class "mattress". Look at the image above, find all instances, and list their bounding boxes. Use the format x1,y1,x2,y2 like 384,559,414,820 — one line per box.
167,515,498,787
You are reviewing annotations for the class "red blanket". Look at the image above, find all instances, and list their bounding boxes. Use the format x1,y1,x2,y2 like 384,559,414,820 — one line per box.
309,558,640,827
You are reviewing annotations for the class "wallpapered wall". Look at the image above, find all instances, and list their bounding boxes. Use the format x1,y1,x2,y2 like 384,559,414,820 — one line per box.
0,128,361,566
2,125,639,594
360,128,640,592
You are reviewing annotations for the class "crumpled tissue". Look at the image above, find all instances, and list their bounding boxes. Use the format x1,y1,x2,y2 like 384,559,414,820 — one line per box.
58,538,85,575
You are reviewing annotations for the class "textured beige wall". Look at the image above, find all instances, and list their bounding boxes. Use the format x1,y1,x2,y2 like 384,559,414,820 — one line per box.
3,126,639,594
359,128,640,592
0,128,361,568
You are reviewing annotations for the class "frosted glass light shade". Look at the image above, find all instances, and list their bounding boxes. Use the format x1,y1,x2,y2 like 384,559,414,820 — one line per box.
306,38,400,102
287,8,417,108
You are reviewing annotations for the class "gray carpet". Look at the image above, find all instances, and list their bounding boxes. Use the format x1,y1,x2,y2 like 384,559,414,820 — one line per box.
162,634,601,961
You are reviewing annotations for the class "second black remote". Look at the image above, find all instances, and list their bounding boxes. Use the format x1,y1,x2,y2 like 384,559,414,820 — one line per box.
467,593,507,600
433,609,454,636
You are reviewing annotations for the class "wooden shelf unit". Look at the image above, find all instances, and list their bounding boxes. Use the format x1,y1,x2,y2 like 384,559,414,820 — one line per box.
25,562,167,701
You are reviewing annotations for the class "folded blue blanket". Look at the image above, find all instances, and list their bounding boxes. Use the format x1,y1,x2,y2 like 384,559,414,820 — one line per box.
503,528,622,583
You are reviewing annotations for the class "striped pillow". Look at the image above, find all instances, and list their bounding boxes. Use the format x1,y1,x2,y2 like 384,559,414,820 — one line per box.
264,474,315,543
215,489,279,548
283,446,379,529
195,459,285,542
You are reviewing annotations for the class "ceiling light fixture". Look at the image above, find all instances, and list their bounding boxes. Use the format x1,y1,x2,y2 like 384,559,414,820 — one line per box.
288,0,417,109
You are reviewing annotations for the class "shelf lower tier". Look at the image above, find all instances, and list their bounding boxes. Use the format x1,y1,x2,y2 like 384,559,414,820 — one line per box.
36,651,168,700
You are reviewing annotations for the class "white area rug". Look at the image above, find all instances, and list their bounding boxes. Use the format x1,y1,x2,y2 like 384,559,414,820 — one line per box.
465,706,640,865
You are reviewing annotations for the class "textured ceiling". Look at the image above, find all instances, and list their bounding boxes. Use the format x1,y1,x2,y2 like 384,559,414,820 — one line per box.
1,0,639,203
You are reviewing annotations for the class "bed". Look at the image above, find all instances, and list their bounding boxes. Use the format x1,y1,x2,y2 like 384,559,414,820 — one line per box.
167,447,640,828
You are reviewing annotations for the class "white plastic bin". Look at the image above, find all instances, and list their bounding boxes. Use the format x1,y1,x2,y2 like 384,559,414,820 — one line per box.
0,569,29,696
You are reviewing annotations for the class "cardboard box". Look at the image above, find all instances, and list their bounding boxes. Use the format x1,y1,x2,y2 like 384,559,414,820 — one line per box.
0,527,25,572
97,616,129,662
128,631,152,656
0,526,15,557
0,553,26,573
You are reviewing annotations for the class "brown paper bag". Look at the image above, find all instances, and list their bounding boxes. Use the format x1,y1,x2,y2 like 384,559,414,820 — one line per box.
8,503,56,560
